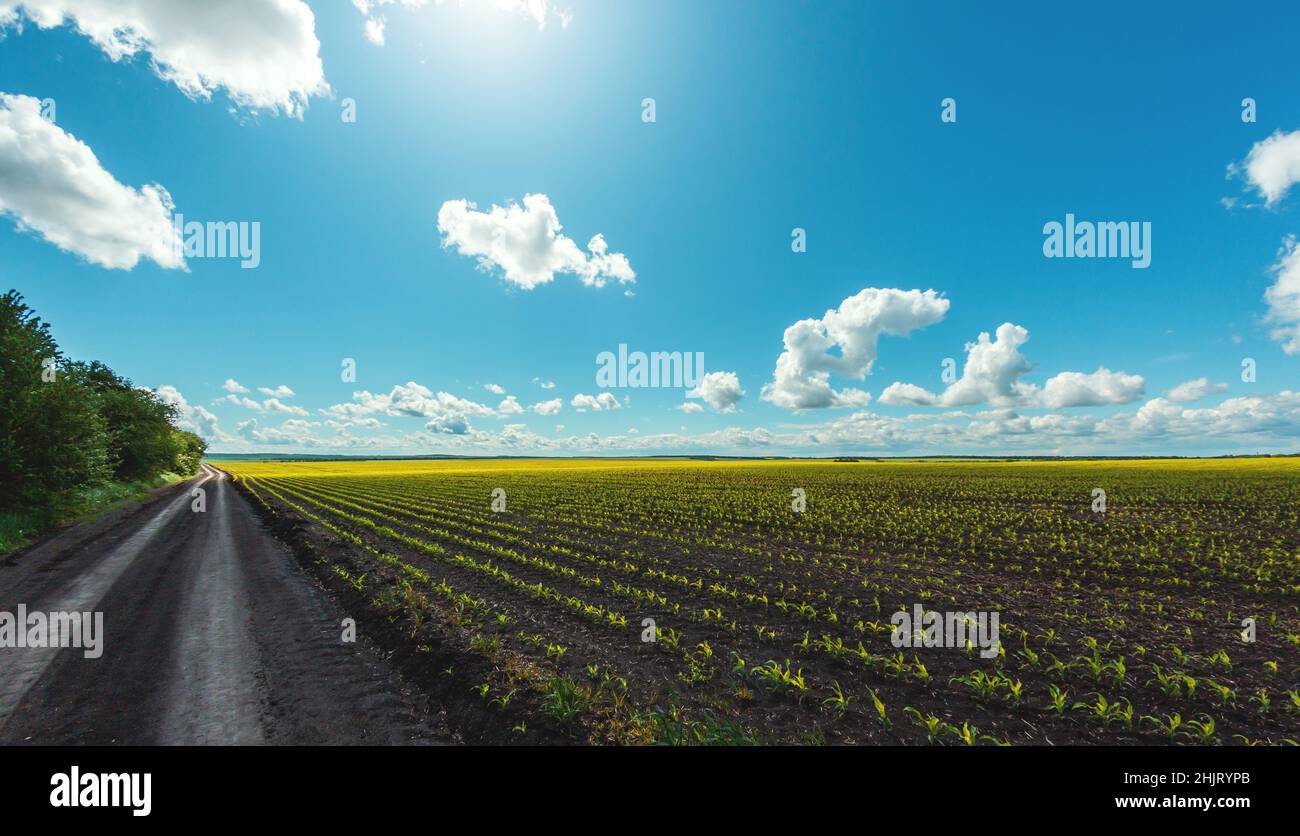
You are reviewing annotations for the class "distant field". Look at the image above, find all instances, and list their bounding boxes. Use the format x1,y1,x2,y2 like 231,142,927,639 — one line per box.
220,457,1300,745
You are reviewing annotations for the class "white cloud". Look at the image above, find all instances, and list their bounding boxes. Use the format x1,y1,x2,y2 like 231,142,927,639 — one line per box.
533,377,556,389
497,395,524,415
324,381,495,435
155,384,227,441
484,383,506,395
879,322,1143,409
571,392,620,411
687,370,745,413
437,194,635,290
876,382,938,407
1039,367,1146,408
202,387,1300,456
0,92,182,270
676,401,705,414
257,384,295,398
236,417,322,446
1114,392,1300,442
530,397,562,416
262,397,308,417
1265,236,1300,354
763,288,949,410
1236,129,1300,207
0,1,329,117
939,323,1038,407
325,417,384,431
222,378,248,394
217,394,263,411
215,391,308,416
1167,377,1229,403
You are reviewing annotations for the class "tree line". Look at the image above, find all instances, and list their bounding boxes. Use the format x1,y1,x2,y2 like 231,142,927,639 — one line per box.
0,289,205,528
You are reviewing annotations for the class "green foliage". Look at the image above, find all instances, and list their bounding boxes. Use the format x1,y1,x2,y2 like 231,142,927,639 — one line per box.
0,290,205,545
540,676,592,725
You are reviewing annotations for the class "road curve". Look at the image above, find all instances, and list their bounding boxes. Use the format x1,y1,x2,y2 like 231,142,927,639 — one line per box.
0,465,431,744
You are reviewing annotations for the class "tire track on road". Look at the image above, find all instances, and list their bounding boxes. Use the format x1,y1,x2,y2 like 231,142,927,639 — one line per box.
0,468,214,729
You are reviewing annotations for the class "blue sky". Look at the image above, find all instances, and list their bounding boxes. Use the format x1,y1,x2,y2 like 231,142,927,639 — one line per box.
1,0,1298,455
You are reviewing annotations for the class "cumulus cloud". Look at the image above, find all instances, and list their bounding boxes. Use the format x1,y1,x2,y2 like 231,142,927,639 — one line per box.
1039,367,1146,408
484,383,506,395
325,416,383,431
258,384,295,398
876,382,938,407
936,323,1036,407
324,381,495,435
533,377,556,389
437,194,635,290
530,397,562,416
262,397,308,416
879,322,1143,409
222,378,248,394
0,1,329,116
762,288,949,410
216,394,263,411
571,392,620,411
1234,129,1300,207
1265,236,1300,354
497,395,524,415
1167,377,1229,403
675,401,705,414
0,93,182,270
687,370,745,412
1116,392,1300,441
215,391,308,416
155,384,226,441
236,417,323,446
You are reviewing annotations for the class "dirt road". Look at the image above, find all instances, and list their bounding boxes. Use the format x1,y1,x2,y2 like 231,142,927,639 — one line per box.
0,465,430,744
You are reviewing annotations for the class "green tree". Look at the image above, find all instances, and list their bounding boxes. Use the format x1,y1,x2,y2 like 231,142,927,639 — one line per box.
67,360,181,481
170,429,207,476
0,291,110,517
2,289,208,529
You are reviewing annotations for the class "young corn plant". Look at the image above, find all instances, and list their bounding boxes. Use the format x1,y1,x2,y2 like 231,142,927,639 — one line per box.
947,721,980,746
1142,712,1183,743
903,707,945,744
1046,684,1069,716
1204,680,1236,707
1073,693,1133,729
1184,715,1219,745
865,686,890,731
1147,664,1183,698
752,659,809,703
822,680,854,717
